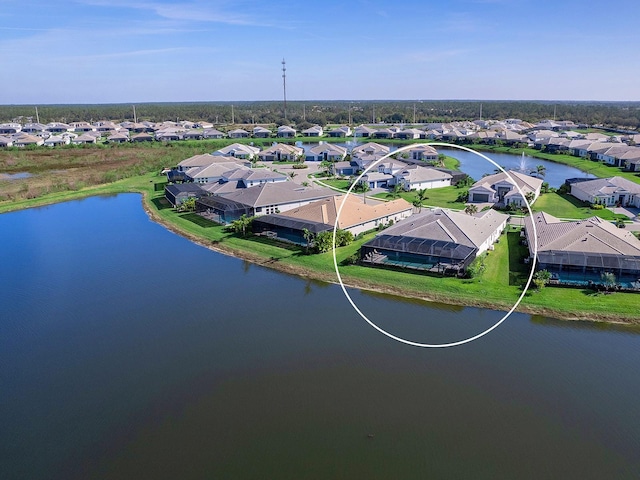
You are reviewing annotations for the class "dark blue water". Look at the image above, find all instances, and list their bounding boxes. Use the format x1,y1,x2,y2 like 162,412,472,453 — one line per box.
1,194,639,479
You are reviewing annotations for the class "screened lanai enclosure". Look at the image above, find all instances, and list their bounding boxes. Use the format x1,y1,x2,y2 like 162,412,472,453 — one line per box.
195,197,252,224
537,251,640,291
360,235,477,276
252,215,332,245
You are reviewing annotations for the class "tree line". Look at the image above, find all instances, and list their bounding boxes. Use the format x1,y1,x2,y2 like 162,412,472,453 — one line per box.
1,100,639,130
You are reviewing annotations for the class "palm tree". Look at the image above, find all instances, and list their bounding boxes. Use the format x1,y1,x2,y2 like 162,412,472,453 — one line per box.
386,183,403,199
464,204,478,215
230,214,252,237
525,191,536,206
288,171,297,180
302,228,314,254
530,164,546,177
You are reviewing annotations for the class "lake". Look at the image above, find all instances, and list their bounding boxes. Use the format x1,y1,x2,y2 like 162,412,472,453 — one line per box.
296,141,595,188
1,194,639,479
440,148,596,188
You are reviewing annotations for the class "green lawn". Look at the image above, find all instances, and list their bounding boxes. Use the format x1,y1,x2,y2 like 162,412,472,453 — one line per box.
533,192,627,221
374,185,468,210
2,162,638,323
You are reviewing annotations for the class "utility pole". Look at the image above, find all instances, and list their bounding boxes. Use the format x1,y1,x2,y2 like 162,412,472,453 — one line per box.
35,106,40,124
231,104,235,124
479,103,482,121
132,105,137,123
413,103,416,124
282,58,287,121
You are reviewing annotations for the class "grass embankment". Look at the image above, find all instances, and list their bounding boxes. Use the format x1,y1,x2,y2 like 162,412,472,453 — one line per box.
142,181,638,323
472,144,640,185
1,143,638,323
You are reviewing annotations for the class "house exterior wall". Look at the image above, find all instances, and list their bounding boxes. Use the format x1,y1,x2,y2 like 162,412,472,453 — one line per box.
401,178,451,191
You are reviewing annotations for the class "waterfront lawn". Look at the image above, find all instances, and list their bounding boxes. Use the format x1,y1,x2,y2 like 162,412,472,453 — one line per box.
533,192,624,221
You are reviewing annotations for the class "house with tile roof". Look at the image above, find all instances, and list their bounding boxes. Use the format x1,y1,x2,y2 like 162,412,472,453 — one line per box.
253,126,272,138
360,208,508,275
354,125,375,137
185,162,250,184
252,195,413,242
301,125,323,137
305,143,347,162
393,165,453,191
523,211,640,289
0,135,14,147
277,125,297,138
213,143,261,160
195,182,337,224
257,143,304,162
228,128,250,138
468,170,543,207
327,126,352,138
569,176,640,208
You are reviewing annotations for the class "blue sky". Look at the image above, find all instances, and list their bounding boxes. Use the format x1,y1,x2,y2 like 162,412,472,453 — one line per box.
1,0,638,104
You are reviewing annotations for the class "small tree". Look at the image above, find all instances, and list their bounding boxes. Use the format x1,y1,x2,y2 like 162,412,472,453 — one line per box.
601,272,617,291
386,183,404,199
525,191,536,206
464,204,478,215
313,231,334,253
229,214,253,237
302,228,315,254
179,196,196,212
532,269,551,290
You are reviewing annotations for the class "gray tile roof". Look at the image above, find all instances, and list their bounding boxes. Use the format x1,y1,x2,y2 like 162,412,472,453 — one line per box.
524,211,640,255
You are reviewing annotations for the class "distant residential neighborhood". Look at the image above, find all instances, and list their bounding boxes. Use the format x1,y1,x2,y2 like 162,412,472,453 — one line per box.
2,114,639,293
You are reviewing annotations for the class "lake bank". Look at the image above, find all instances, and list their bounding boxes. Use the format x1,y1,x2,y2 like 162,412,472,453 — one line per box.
2,146,639,324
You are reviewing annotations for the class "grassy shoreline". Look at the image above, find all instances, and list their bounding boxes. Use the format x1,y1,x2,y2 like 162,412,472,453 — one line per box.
2,147,639,325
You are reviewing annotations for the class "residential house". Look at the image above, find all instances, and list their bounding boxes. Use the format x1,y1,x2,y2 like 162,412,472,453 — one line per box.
468,170,543,207
21,123,46,134
185,162,250,184
164,183,206,207
236,169,288,188
228,128,250,139
330,161,359,176
213,143,261,160
301,125,323,137
182,130,204,140
202,128,225,139
106,132,129,144
94,121,120,133
569,176,640,208
327,126,352,138
0,123,22,134
622,149,640,172
400,145,438,163
253,195,413,242
277,125,297,138
71,122,95,132
44,135,70,147
393,165,453,191
360,208,508,275
351,142,389,159
130,132,154,142
359,172,394,189
257,143,303,162
395,128,423,140
45,122,73,133
72,133,98,144
371,128,396,139
195,182,337,223
354,125,375,137
0,135,14,147
13,134,44,147
523,211,640,289
253,126,272,138
305,143,347,162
